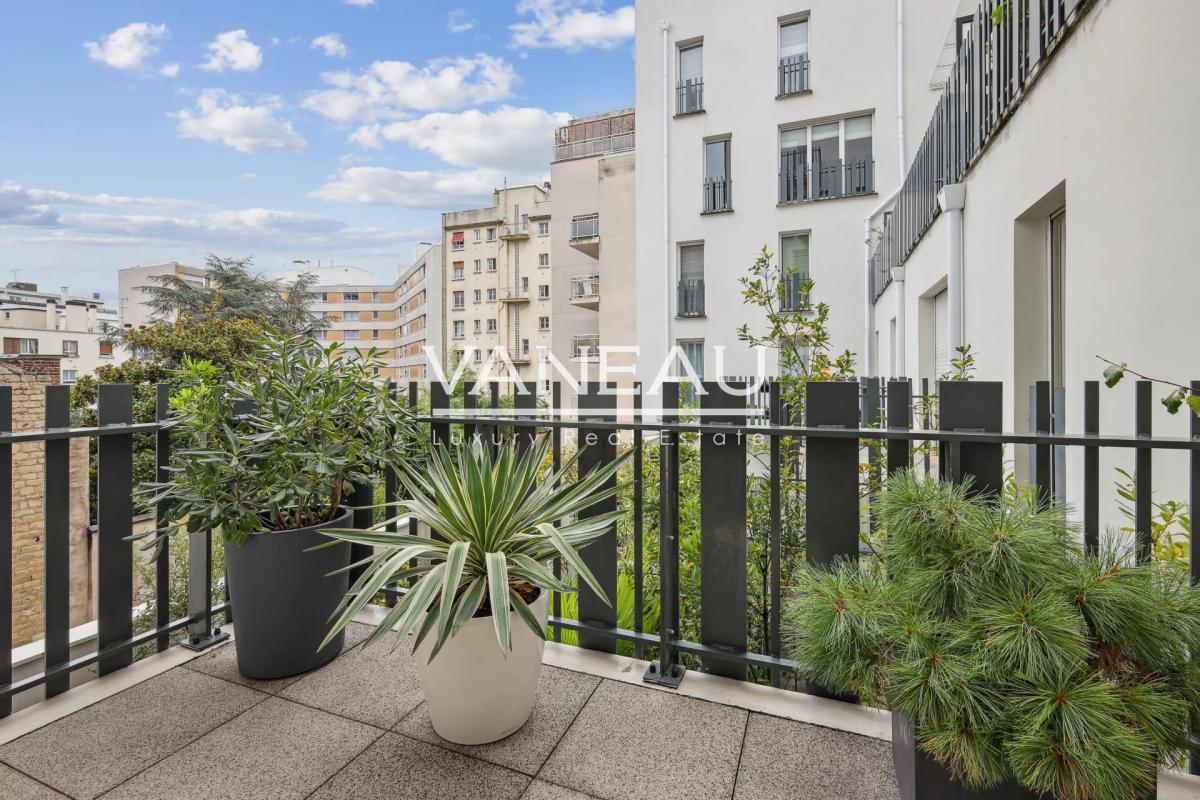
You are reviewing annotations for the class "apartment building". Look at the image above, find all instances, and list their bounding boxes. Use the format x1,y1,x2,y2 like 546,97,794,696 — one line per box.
0,283,123,383
118,261,208,329
301,248,443,382
634,1,953,381
550,109,637,388
865,0,1199,500
442,185,553,387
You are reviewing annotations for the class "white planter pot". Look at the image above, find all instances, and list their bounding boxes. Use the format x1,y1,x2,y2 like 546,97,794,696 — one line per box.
414,589,549,745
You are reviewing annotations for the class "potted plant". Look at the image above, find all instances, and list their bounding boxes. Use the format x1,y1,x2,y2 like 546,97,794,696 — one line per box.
321,435,629,745
786,472,1200,800
140,334,415,680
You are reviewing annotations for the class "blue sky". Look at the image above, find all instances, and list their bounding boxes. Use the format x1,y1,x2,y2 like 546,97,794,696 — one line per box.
0,1,634,301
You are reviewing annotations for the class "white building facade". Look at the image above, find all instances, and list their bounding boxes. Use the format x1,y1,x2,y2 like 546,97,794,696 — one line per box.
634,0,956,382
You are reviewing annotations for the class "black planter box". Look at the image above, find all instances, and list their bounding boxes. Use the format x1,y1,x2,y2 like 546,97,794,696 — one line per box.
890,713,1158,800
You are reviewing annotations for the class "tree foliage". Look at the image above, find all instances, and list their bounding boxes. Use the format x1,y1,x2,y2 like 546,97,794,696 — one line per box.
787,472,1200,800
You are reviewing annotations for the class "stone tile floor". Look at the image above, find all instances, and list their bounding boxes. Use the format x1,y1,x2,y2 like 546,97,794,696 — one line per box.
0,624,900,800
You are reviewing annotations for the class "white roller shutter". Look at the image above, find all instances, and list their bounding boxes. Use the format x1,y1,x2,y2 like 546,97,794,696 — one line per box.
932,289,949,379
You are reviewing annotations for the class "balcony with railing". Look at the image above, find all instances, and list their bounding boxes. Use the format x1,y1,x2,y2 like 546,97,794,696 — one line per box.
499,287,531,304
569,214,600,257
778,54,811,96
570,333,600,359
780,158,875,205
702,178,732,214
568,275,600,310
500,218,529,240
780,271,811,313
676,279,705,318
675,78,704,115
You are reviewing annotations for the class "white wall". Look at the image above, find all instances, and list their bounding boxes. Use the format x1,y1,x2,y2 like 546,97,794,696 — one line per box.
635,0,955,381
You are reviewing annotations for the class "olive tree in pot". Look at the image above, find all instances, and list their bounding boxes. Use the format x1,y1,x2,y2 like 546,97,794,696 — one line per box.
322,436,629,745
786,472,1200,800
139,334,415,680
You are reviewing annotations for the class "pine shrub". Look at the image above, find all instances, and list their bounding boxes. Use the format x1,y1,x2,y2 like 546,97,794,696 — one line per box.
786,471,1200,800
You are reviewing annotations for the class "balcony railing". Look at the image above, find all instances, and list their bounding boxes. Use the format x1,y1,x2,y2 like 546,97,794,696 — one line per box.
676,78,703,114
501,219,529,239
554,131,635,162
779,272,810,312
676,279,705,317
571,334,600,359
781,159,874,203
570,214,600,241
778,54,810,96
702,177,732,213
569,275,600,301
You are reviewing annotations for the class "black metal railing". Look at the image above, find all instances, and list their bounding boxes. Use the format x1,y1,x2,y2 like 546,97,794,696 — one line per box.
676,78,704,114
702,177,732,213
676,279,705,317
778,54,810,95
780,272,809,312
781,157,873,203
870,0,1087,300
779,148,808,203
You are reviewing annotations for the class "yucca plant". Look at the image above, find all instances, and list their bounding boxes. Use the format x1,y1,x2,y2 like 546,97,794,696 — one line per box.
786,471,1200,800
320,435,631,661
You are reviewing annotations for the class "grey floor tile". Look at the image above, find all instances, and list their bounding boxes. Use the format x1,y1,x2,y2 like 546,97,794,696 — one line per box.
278,627,423,728
733,713,899,800
0,764,69,800
182,621,372,694
100,697,379,800
521,779,597,800
538,680,747,800
396,665,600,775
309,732,530,800
0,668,262,800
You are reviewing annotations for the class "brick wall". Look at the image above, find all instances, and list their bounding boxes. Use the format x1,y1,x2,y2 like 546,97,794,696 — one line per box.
2,360,92,646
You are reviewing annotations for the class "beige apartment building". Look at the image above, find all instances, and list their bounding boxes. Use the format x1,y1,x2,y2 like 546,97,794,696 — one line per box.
0,283,123,383
442,185,553,388
549,109,636,388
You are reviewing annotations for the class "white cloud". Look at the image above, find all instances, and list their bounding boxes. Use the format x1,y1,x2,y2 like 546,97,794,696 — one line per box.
1,181,191,212
173,89,306,154
447,9,477,33
159,63,181,77
84,22,167,70
510,0,633,51
311,33,348,58
344,0,375,5
352,106,569,173
200,30,262,72
240,172,258,180
312,166,501,208
302,54,517,120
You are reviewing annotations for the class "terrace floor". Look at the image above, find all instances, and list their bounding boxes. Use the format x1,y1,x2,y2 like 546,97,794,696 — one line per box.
0,620,901,800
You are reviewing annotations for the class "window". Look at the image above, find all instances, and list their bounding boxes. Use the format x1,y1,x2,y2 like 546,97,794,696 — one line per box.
62,340,78,357
372,311,380,320
538,284,550,299
343,311,360,321
486,258,497,272
473,348,482,363
320,292,328,302
371,292,379,302
473,259,482,273
3,337,37,354
486,227,496,241
474,229,481,241
678,243,705,317
538,222,549,235
703,139,731,212
778,18,810,95
452,262,465,280
932,289,949,378
344,330,360,340
780,233,810,310
473,289,482,303
452,291,465,309
677,43,703,114
451,231,465,251
62,369,78,383
453,320,465,338
343,292,359,301
538,253,550,267
539,316,550,331
487,318,497,333
487,288,497,302
99,341,114,357
779,126,808,202
474,319,482,334
781,115,874,201
678,339,705,403
843,116,874,193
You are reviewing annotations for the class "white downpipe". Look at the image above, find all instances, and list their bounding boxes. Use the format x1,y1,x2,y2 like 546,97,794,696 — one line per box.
661,20,673,370
893,265,906,377
863,186,900,378
896,0,906,171
938,184,967,352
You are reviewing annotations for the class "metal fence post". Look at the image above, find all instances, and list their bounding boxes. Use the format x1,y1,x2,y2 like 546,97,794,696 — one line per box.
939,381,1003,496
1191,380,1200,776
44,385,71,696
806,381,861,565
1134,380,1153,563
154,384,172,650
1083,381,1099,555
1033,381,1052,508
699,381,747,679
645,382,685,687
887,379,912,476
576,382,617,653
0,387,10,716
97,384,134,675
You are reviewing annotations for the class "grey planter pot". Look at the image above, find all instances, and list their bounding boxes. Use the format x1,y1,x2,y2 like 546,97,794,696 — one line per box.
891,713,1156,800
223,506,352,680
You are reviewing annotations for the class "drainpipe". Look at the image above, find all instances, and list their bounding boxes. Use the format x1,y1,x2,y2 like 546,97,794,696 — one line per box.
863,186,900,377
938,183,967,352
661,20,673,376
896,0,906,171
893,264,906,377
